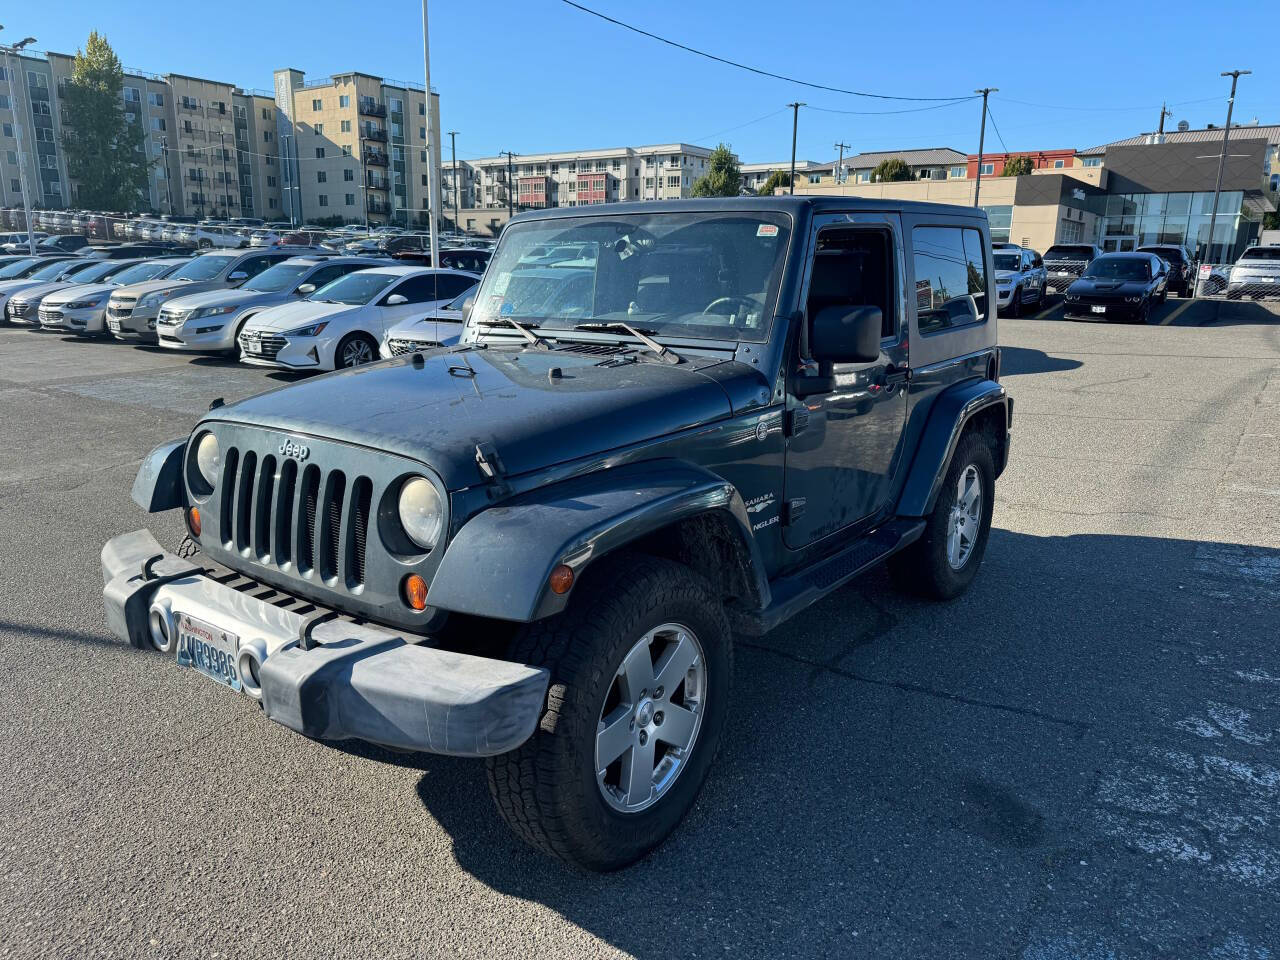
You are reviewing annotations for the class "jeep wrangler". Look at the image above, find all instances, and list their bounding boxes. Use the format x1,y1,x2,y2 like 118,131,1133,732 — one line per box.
103,198,1011,871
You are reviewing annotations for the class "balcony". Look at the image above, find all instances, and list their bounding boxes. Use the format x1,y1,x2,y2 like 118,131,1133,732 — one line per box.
361,127,388,143
366,176,390,191
368,199,390,215
365,150,389,167
358,99,386,118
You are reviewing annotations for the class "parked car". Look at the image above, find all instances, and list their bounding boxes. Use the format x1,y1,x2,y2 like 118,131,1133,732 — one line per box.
238,266,478,370
6,257,154,326
33,234,91,254
106,197,1011,870
1136,244,1194,296
1063,252,1169,323
393,248,493,273
0,257,95,323
248,229,285,248
991,246,1046,316
1042,243,1103,295
279,230,328,248
379,283,479,357
157,256,385,353
0,231,49,252
106,249,300,342
40,258,191,336
79,243,194,260
1226,245,1280,299
187,225,247,250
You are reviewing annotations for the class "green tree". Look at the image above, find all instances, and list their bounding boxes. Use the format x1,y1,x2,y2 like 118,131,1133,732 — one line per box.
1001,155,1034,177
690,143,742,197
871,157,912,182
61,32,151,212
1264,210,1279,230
757,169,792,195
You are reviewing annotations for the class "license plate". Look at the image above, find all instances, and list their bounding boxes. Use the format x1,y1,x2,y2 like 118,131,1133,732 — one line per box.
1056,271,1071,276
1262,277,1274,283
244,339,262,354
175,613,241,690
1091,305,1106,314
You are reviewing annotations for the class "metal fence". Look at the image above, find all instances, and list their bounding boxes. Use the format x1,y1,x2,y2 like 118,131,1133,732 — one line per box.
1192,262,1280,301
1042,260,1092,295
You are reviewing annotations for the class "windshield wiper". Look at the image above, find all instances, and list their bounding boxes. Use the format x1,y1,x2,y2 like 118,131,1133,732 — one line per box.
573,321,681,364
477,316,548,349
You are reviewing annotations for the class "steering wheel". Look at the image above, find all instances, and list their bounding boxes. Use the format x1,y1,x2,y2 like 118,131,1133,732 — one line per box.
702,295,757,320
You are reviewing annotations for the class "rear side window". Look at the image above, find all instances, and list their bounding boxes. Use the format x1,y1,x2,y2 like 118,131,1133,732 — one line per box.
1045,245,1095,260
912,226,987,335
1241,247,1280,261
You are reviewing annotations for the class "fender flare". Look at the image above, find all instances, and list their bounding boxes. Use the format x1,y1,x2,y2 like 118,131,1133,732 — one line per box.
131,438,187,513
427,459,768,622
896,379,1010,517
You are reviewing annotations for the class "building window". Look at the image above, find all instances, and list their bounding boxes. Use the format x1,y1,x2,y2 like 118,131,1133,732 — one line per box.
1053,159,1065,168
312,99,323,111
267,175,276,187
124,111,137,124
339,95,350,108
268,197,277,209
150,117,165,131
979,162,994,176
28,71,48,89
918,169,933,180
2,123,11,138
314,123,323,135
420,127,426,140
950,165,966,179
912,226,988,333
315,147,325,158
318,194,328,207
261,107,271,120
341,119,351,132
317,170,327,183
124,86,141,103
418,102,425,115
343,168,354,181
1082,157,1101,167
341,144,352,157
345,193,355,205
979,204,1013,244
263,131,271,142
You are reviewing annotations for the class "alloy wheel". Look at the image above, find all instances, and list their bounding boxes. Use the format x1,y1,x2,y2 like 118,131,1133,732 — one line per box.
947,464,982,570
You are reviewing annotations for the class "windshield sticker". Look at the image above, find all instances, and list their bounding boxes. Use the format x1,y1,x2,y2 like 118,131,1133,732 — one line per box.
757,224,778,238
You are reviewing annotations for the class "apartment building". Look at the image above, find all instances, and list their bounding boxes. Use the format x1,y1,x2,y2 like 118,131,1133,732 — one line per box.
272,68,441,226
0,52,63,210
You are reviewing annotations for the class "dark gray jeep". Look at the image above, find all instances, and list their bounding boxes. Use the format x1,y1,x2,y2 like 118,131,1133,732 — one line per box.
103,198,1011,870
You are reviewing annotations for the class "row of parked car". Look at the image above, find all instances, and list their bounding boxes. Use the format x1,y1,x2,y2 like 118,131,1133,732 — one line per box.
0,244,483,371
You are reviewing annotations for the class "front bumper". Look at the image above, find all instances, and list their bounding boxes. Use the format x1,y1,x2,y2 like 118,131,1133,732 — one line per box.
101,528,549,757
156,316,242,352
107,304,161,340
1062,299,1142,321
45,304,108,334
239,330,330,369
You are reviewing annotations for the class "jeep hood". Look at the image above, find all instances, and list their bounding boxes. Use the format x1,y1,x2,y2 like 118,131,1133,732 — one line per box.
209,346,749,489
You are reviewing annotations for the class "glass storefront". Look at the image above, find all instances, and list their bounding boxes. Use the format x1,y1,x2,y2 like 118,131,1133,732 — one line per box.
980,204,1012,244
1100,191,1256,262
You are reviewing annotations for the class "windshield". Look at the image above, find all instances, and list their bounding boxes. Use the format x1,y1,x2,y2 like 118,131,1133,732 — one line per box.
112,261,181,285
242,262,311,293
1045,246,1094,260
469,212,791,343
170,255,236,281
75,260,131,283
1084,257,1150,281
1138,247,1183,262
0,257,45,279
1241,247,1280,261
310,271,396,305
30,260,77,280
993,254,1021,272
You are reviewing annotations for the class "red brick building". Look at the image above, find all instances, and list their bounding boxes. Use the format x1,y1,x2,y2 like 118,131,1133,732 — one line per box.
967,149,1076,179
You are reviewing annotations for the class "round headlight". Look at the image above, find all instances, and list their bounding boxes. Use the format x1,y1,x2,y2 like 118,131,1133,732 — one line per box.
398,477,443,549
195,433,221,486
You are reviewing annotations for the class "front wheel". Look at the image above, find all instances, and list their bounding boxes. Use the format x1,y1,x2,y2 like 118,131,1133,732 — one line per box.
1007,288,1022,318
889,431,995,600
486,555,732,871
335,332,378,368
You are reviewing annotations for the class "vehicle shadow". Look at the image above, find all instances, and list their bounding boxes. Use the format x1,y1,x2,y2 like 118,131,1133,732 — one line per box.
1194,299,1280,328
402,528,1280,958
997,346,1083,376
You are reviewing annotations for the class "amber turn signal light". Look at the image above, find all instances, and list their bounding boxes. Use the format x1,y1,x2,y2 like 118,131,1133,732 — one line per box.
549,564,574,595
403,574,429,611
187,507,201,537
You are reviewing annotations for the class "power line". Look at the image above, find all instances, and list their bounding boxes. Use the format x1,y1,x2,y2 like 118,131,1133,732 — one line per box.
985,104,1008,153
558,0,969,102
688,106,791,146
993,93,1222,113
804,98,978,117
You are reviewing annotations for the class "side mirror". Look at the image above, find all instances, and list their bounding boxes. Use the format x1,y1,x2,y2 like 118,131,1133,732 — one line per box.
296,283,316,295
811,305,882,364
461,296,474,324
386,293,408,306
228,270,248,281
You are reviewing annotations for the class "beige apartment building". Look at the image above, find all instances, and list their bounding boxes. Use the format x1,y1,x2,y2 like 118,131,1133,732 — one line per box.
272,68,441,226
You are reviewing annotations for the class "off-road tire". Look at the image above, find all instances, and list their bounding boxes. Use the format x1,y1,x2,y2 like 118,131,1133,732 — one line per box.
889,430,995,601
486,554,732,871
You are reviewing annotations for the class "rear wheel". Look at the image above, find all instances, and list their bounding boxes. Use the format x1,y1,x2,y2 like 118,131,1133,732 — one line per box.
335,332,378,368
889,431,995,600
486,555,731,871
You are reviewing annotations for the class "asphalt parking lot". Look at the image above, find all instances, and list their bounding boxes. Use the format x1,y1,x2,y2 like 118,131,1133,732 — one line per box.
2,296,1278,960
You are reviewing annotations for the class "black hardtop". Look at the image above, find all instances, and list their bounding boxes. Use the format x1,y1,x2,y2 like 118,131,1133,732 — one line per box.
507,195,991,226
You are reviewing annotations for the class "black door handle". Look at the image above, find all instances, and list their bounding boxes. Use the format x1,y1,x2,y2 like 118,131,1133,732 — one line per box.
883,364,911,386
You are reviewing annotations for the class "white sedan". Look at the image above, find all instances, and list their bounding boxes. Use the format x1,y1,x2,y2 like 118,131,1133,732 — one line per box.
378,283,477,358
238,266,478,370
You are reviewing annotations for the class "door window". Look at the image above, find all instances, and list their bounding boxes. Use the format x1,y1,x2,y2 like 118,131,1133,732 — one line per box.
383,274,441,304
303,264,356,289
911,227,988,334
434,273,477,301
805,228,896,339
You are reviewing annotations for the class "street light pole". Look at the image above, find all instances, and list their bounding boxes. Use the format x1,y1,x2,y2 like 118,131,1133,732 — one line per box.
1203,69,1250,276
787,102,804,195
973,87,997,208
420,0,440,267
447,129,459,232
1,35,39,254
218,129,231,219
161,135,173,213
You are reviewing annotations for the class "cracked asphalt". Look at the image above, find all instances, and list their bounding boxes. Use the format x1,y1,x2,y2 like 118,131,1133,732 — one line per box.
2,297,1279,959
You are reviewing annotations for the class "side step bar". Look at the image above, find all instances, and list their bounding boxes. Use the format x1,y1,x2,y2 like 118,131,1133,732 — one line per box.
728,519,925,637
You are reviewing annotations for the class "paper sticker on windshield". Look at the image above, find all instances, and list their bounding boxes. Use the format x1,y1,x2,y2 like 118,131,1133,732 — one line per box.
757,224,779,238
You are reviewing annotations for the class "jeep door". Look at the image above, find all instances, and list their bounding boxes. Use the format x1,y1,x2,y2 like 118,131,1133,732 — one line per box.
783,213,910,548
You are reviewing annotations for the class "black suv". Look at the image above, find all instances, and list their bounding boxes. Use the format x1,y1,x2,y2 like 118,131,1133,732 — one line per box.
1136,244,1193,296
103,198,1011,870
1043,243,1102,295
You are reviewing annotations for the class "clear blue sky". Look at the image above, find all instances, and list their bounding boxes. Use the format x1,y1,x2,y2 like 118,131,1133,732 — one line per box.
12,0,1277,164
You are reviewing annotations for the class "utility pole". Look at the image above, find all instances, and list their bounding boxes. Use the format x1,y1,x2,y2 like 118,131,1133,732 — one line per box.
1,33,39,254
1202,69,1250,285
161,136,173,213
360,135,370,229
281,134,294,226
447,130,459,233
787,102,804,195
833,140,850,188
972,87,997,207
420,0,440,266
1157,102,1173,136
217,129,231,219
499,150,516,218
